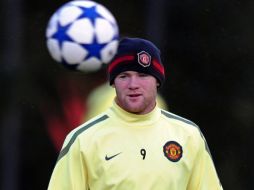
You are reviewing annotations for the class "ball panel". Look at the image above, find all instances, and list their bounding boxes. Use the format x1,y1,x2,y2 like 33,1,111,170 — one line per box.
59,5,83,26
78,57,102,72
95,18,115,43
101,40,119,64
96,4,116,24
62,42,88,64
67,18,94,43
46,13,58,38
47,39,62,62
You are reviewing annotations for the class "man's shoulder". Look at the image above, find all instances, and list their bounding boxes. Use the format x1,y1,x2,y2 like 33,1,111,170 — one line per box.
78,113,110,134
64,112,108,140
58,113,108,153
160,109,199,129
160,109,205,144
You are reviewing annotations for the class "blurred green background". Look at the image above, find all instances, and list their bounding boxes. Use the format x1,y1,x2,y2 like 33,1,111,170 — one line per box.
0,0,253,189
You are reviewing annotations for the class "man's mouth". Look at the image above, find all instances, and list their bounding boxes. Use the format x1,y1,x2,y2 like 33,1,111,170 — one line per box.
128,94,141,97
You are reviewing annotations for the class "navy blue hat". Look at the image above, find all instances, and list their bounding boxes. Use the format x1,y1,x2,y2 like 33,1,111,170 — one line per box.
107,37,165,87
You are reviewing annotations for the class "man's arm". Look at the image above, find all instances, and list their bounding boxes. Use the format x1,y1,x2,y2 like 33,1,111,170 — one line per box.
48,137,89,190
187,134,223,190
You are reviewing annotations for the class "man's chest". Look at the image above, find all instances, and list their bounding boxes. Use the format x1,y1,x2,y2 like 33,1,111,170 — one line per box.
85,128,195,188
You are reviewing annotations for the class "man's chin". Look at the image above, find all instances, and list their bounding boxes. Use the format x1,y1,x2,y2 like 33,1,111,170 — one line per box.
126,103,144,114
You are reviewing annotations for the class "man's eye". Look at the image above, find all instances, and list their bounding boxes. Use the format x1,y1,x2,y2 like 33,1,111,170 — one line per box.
119,75,126,78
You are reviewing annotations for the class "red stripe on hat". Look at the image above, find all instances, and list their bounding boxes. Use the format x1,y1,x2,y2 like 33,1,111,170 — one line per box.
152,59,165,76
108,55,135,73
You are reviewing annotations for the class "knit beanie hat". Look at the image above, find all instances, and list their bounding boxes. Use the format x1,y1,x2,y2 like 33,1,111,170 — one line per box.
107,37,165,87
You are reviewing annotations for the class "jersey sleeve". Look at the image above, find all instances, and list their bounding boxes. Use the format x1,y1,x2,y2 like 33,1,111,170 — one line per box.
47,136,89,190
187,134,223,190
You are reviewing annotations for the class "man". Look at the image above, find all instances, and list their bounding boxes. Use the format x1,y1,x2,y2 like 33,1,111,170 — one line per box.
48,37,223,189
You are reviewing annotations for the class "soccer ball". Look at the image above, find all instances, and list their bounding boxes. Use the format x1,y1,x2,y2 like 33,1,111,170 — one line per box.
46,0,119,72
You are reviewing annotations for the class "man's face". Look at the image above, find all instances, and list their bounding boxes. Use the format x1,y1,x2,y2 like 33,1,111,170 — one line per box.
113,71,158,114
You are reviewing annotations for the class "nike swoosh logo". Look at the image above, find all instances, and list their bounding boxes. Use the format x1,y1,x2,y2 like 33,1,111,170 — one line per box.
105,152,122,161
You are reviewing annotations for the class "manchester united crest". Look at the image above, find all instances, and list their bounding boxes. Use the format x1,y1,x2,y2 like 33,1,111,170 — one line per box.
137,51,151,67
163,141,183,162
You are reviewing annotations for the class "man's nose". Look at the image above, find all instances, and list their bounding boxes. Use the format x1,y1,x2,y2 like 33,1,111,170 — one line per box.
128,76,139,89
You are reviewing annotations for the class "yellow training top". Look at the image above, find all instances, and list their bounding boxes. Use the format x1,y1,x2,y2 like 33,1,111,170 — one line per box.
48,102,223,190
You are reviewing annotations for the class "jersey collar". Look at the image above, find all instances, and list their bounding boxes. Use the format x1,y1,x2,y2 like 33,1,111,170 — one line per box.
109,101,161,127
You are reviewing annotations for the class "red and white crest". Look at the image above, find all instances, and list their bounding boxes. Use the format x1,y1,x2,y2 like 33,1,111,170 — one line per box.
137,51,151,67
163,141,183,162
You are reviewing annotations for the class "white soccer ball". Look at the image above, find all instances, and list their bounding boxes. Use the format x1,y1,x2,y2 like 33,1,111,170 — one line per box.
46,0,119,72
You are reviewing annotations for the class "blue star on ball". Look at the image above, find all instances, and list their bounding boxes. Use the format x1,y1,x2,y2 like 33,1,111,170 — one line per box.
81,35,107,61
77,5,104,26
52,22,73,49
